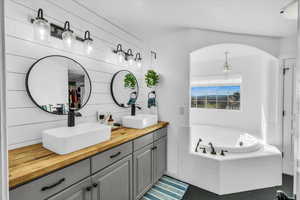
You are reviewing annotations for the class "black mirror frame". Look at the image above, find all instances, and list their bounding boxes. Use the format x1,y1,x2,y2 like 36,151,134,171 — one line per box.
25,55,92,115
110,70,139,108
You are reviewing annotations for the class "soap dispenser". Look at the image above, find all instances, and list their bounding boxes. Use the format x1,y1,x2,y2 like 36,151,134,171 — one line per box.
107,114,114,126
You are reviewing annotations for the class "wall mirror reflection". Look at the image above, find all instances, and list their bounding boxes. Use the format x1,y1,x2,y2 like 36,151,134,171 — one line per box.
110,70,139,108
26,55,92,115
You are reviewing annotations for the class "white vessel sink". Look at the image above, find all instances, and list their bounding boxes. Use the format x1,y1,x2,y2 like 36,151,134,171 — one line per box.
42,123,111,155
122,114,158,129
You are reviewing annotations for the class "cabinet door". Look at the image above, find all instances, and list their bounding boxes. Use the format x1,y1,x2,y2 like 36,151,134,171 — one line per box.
91,155,132,200
47,178,91,200
153,137,167,183
133,144,154,200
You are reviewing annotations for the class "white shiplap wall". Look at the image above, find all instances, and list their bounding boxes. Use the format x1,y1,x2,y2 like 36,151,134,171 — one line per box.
5,0,147,149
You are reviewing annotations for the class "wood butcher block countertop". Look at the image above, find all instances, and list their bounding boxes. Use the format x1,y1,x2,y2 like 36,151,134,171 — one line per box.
9,122,169,189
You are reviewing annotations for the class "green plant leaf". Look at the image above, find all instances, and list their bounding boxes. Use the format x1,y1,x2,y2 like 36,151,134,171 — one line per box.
145,70,159,88
124,73,137,89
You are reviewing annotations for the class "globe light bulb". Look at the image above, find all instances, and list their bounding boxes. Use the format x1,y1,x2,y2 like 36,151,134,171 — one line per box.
128,57,134,66
83,31,93,54
135,53,142,67
33,9,50,42
126,49,134,66
117,51,124,63
137,60,142,67
62,30,74,48
127,54,134,66
114,44,125,64
62,21,75,48
85,41,93,54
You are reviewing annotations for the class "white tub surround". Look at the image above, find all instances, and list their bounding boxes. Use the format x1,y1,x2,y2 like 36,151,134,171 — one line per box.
185,125,282,195
190,145,281,195
192,125,263,153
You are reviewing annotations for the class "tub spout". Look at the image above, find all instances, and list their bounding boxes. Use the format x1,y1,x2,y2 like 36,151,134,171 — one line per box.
208,142,216,155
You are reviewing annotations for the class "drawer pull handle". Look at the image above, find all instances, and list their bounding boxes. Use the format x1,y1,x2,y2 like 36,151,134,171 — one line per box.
86,186,92,191
110,151,121,159
41,178,65,191
151,146,158,150
93,183,98,188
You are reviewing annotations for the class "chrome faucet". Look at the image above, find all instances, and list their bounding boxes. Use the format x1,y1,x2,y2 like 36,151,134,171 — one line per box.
208,142,216,155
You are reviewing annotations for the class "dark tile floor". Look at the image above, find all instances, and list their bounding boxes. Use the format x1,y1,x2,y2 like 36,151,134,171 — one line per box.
183,174,293,200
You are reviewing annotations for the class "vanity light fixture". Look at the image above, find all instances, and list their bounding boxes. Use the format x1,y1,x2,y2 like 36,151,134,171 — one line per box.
223,51,232,72
31,9,95,53
62,21,75,48
113,44,125,63
83,31,93,54
135,53,142,67
113,44,142,66
32,8,50,41
126,49,134,65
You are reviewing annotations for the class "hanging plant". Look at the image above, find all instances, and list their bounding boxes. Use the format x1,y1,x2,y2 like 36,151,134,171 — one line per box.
124,73,137,89
145,70,159,88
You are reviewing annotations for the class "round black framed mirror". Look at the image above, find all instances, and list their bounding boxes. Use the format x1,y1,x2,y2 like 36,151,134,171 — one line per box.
26,55,92,115
110,70,139,108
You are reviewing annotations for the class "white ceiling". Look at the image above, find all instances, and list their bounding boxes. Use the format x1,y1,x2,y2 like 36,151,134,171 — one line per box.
74,0,297,40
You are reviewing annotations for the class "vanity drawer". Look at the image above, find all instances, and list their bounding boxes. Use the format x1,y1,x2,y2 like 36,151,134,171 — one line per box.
153,127,167,141
133,133,154,151
10,159,90,200
91,141,133,173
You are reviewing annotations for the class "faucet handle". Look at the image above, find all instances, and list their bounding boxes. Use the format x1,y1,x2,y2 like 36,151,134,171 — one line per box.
199,147,207,154
220,150,228,156
75,112,82,117
134,104,142,110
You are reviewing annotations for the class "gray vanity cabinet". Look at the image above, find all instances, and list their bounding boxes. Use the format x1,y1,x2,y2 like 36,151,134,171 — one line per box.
91,155,132,200
133,144,154,200
153,136,167,183
47,178,92,200
10,127,168,200
133,128,168,200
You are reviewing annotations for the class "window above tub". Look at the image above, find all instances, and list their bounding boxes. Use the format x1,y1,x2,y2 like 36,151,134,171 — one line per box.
190,75,241,110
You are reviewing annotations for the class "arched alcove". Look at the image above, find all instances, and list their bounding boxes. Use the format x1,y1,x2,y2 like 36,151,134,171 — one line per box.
189,43,281,146
190,43,278,60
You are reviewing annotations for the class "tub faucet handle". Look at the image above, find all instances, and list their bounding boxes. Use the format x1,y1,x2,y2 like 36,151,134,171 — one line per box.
220,150,228,156
199,147,207,154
